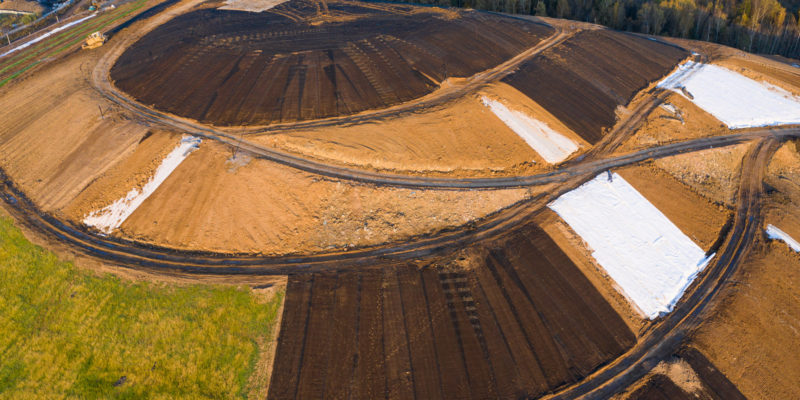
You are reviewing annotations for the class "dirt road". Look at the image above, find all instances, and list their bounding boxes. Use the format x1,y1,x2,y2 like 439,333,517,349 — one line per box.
0,130,793,277
542,137,781,399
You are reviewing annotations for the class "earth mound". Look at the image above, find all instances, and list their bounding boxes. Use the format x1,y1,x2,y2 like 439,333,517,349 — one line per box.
110,0,552,126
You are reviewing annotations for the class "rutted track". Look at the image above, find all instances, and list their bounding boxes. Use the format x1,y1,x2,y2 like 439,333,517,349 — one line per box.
0,130,794,276
1,0,795,396
542,137,781,399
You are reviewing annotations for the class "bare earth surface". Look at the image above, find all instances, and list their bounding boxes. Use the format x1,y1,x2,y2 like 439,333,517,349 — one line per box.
691,141,800,400
1,0,799,397
114,140,531,254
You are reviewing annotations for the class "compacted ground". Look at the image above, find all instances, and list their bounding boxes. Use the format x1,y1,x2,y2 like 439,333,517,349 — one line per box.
269,223,636,399
110,0,551,126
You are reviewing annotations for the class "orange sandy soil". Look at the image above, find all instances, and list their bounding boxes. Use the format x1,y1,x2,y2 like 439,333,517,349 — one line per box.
248,82,588,177
764,140,800,241
0,22,537,255
98,140,532,254
618,91,727,153
653,143,751,207
0,53,155,214
617,164,730,251
611,357,706,399
690,140,800,400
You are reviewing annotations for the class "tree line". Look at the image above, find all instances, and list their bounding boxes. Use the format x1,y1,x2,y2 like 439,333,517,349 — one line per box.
399,0,800,58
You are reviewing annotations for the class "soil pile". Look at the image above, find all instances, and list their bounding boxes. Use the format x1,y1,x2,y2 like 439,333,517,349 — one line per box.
269,223,635,399
503,30,687,143
110,0,551,126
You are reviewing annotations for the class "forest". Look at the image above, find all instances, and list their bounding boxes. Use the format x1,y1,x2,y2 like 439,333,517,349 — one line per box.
399,0,800,58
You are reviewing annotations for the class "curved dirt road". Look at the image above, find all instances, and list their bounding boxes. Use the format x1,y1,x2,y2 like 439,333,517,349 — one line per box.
0,130,794,277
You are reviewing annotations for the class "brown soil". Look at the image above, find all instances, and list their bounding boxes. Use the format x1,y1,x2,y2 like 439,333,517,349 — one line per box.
249,82,589,176
765,140,800,241
617,164,731,251
110,0,551,126
62,129,183,220
0,52,151,214
99,141,530,254
653,143,751,207
246,279,287,399
691,241,800,399
0,0,44,13
689,142,800,400
268,223,635,399
618,91,728,153
614,348,746,400
536,209,646,333
503,29,687,144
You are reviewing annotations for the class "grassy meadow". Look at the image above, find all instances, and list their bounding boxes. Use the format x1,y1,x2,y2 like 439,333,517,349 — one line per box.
0,217,283,399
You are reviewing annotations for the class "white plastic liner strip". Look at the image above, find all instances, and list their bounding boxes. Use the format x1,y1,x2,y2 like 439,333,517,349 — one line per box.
656,61,800,129
0,13,97,59
549,172,712,319
83,136,201,234
481,97,579,163
766,224,800,252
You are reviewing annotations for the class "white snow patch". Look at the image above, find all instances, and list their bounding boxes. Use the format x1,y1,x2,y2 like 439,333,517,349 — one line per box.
549,172,712,319
766,224,800,252
0,13,97,59
481,97,579,163
657,61,800,129
83,136,201,234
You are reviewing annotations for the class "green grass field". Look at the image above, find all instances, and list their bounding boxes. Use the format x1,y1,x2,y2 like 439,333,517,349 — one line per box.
0,217,283,399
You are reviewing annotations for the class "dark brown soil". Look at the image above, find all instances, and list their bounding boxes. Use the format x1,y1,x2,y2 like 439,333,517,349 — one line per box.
267,223,635,399
676,347,746,400
622,348,746,400
626,374,695,400
503,30,687,144
110,0,551,126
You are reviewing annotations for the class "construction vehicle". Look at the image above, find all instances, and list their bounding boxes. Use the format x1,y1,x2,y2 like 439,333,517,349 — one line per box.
82,31,106,50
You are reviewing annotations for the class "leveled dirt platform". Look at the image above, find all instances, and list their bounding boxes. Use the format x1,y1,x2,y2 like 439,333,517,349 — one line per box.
248,82,590,176
503,29,687,143
268,223,635,399
110,0,551,126
97,140,530,254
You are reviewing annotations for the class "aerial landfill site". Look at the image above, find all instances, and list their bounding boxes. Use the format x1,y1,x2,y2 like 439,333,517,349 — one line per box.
0,0,798,397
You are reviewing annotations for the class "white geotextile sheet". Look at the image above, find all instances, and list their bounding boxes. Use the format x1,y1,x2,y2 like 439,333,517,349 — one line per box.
549,172,713,319
657,61,800,129
84,136,201,234
481,97,579,163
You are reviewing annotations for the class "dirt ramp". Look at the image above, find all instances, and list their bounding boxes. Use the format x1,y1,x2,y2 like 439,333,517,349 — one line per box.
110,0,551,126
503,30,687,144
267,224,635,399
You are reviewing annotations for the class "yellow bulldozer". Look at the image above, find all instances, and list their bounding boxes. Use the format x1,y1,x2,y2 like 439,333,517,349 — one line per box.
82,31,106,50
